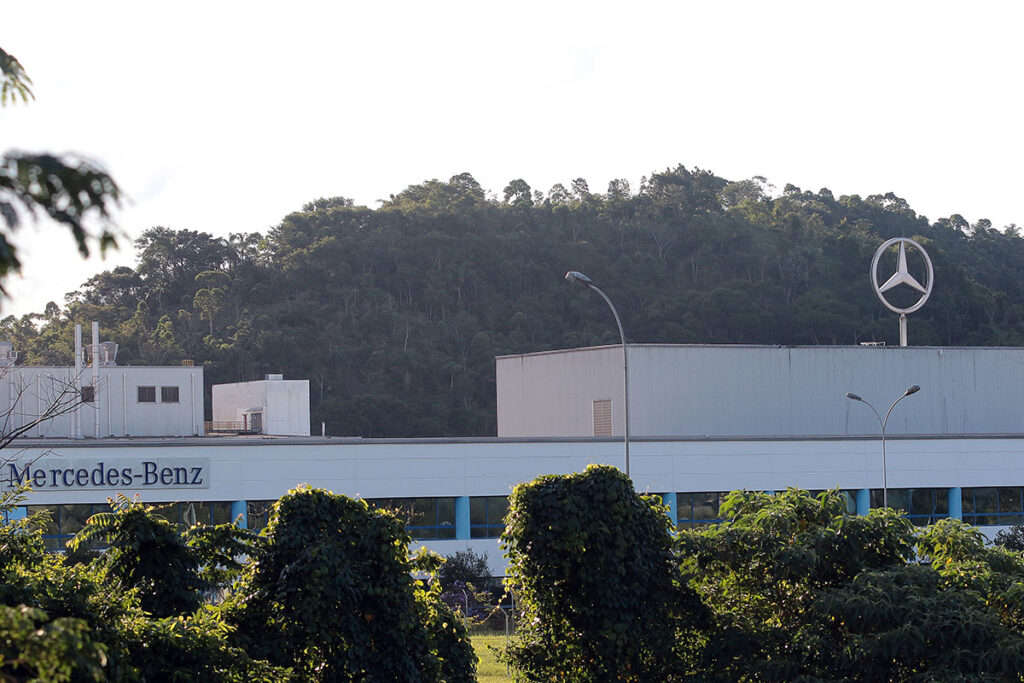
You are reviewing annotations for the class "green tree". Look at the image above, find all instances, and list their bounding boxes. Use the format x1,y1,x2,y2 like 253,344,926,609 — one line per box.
501,465,704,682
1,488,287,681
682,489,1024,681
225,486,475,682
69,494,256,618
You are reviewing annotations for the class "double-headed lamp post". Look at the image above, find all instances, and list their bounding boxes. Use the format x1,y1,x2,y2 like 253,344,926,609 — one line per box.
564,271,630,478
845,385,921,510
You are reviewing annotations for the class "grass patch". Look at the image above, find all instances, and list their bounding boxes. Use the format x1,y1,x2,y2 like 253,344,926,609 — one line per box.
472,632,511,682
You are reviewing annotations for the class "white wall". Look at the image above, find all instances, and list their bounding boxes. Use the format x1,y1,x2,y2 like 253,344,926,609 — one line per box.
0,366,203,438
212,379,310,436
6,434,1024,575
498,345,1024,438
11,435,1017,505
497,346,624,438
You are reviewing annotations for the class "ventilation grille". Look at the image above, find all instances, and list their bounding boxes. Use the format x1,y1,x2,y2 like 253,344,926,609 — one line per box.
593,399,613,437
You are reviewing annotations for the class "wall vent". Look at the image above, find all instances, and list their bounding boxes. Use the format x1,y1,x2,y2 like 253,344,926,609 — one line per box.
593,399,613,437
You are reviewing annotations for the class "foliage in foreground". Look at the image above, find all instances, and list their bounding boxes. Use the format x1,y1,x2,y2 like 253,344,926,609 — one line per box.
682,490,1024,681
224,485,476,682
501,465,706,682
0,46,120,290
0,487,287,681
501,475,1024,683
1,485,476,682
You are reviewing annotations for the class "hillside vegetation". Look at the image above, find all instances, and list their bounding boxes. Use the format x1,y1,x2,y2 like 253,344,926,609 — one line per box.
4,166,1022,436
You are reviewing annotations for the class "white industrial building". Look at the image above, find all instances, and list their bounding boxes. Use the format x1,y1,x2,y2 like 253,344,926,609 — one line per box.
211,376,311,436
3,339,1024,575
496,344,1024,438
0,331,204,439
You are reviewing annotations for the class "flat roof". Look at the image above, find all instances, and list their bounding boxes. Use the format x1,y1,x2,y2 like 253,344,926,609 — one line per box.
10,432,1024,449
495,343,1024,360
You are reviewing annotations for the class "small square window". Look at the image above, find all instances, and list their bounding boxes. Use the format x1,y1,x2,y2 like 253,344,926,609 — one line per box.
80,386,95,403
137,386,156,403
161,386,180,403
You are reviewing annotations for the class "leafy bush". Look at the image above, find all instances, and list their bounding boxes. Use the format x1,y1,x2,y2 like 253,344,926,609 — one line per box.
225,485,476,681
994,522,1024,552
501,465,704,682
0,487,289,682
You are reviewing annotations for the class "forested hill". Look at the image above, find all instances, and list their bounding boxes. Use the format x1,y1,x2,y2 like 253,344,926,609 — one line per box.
4,166,1024,437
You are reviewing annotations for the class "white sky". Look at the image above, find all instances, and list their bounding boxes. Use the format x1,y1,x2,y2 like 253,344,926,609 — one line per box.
2,1,1022,318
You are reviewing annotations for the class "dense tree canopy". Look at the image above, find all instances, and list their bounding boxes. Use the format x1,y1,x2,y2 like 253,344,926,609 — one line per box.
502,465,706,682
224,486,476,681
1,485,475,682
501,482,1024,682
4,167,1023,436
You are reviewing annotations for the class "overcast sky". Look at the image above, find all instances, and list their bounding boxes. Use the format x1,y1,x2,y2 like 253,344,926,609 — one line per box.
3,1,1022,318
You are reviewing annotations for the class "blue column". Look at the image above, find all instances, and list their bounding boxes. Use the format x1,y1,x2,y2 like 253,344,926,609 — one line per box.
231,500,248,529
662,492,678,527
856,488,871,516
947,487,962,520
455,496,470,540
5,506,27,523
764,490,776,496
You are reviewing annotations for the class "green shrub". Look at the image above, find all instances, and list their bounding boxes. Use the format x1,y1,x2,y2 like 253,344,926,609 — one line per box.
500,465,704,682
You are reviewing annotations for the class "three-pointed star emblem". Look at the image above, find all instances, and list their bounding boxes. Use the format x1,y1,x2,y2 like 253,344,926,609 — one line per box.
878,241,927,295
870,237,934,315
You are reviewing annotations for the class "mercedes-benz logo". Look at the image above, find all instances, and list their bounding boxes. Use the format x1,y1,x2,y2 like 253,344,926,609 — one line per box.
870,237,933,314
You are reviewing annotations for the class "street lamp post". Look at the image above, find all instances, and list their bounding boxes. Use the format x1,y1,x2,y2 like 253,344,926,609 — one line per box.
845,385,921,509
564,271,630,478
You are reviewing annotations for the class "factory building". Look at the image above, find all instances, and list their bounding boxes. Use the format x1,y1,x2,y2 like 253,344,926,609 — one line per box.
3,335,1024,574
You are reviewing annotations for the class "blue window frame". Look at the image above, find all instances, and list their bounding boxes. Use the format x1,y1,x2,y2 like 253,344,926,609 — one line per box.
26,503,112,551
870,488,949,525
367,497,456,539
675,491,728,527
470,496,508,538
245,500,276,531
962,487,1024,526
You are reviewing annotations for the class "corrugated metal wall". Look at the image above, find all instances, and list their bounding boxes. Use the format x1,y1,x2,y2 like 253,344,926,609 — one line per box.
497,345,1024,438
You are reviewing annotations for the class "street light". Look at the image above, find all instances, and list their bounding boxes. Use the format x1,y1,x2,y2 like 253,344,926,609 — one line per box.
564,271,631,478
845,385,921,509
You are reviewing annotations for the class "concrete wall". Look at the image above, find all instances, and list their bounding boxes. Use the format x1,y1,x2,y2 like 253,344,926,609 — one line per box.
497,345,1024,438
0,366,203,438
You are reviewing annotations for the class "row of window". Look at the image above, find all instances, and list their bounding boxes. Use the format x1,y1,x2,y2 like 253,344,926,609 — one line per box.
961,487,1024,526
26,501,235,551
243,496,509,540
672,488,1019,527
138,386,179,403
78,385,181,404
674,489,945,527
24,488,1024,550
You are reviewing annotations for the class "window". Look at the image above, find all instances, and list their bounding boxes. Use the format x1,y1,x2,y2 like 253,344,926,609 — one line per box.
246,500,276,531
137,386,156,403
870,488,949,525
367,497,456,539
470,496,509,538
962,487,1024,526
161,386,180,403
676,491,729,527
80,385,95,403
26,503,113,551
807,489,859,515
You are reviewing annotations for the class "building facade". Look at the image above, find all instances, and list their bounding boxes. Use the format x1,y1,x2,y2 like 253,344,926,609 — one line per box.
3,343,1023,575
0,365,204,438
